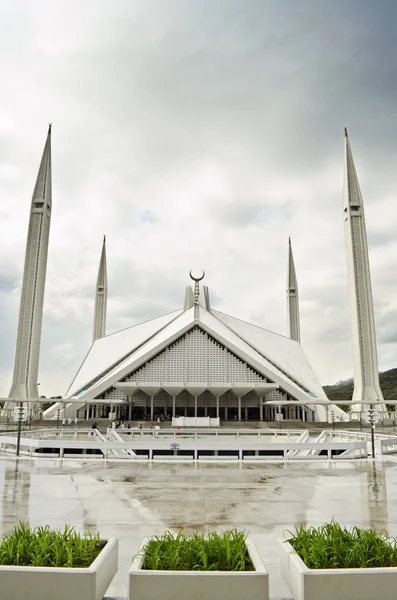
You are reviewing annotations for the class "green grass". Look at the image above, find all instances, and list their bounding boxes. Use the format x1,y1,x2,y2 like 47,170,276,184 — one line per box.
0,523,104,568
138,530,254,571
286,521,397,569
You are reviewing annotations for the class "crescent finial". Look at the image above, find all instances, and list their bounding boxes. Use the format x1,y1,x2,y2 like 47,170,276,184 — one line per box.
189,269,205,282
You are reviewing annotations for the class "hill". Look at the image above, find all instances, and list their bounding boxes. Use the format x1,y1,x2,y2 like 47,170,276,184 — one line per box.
324,368,397,402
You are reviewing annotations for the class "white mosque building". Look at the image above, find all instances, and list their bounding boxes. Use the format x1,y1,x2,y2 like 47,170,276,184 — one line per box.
4,126,385,422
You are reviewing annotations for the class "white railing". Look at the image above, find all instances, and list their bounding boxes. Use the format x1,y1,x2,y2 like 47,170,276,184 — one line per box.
0,428,371,461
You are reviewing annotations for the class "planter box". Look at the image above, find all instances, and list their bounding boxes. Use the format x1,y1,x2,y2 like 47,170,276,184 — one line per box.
128,536,268,600
279,538,397,600
0,537,118,600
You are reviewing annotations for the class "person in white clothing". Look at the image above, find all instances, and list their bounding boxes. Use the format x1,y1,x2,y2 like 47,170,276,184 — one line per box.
68,417,72,425
74,417,78,425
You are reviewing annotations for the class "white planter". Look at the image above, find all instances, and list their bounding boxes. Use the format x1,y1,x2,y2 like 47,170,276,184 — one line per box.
0,537,118,600
128,536,269,600
279,538,397,600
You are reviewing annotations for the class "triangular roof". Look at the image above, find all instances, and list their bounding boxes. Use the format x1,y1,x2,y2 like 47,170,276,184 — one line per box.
211,310,326,400
66,309,183,396
67,304,326,405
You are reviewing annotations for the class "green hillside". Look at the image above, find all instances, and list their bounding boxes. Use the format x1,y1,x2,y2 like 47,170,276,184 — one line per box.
324,368,397,402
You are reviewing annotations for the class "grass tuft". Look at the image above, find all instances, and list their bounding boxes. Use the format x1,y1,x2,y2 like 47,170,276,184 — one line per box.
138,529,254,571
0,523,103,568
285,520,397,569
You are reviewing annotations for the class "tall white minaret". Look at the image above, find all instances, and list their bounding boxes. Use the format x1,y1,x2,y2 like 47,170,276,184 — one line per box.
8,125,52,400
343,128,385,411
286,238,301,343
92,235,107,342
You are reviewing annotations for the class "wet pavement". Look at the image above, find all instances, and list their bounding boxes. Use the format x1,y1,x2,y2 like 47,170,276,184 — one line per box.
1,456,397,599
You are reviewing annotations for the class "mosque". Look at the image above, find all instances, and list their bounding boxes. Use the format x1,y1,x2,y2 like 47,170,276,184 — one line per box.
3,126,386,422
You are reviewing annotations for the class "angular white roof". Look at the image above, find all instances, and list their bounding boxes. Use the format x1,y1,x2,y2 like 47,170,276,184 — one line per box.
66,299,329,410
66,309,182,396
212,310,327,400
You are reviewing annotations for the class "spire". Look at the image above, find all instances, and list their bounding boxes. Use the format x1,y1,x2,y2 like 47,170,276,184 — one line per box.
92,236,108,342
189,270,205,319
343,130,385,411
286,238,300,343
8,126,52,400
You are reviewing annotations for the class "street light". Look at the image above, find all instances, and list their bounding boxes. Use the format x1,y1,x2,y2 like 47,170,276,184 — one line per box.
14,402,28,457
56,409,61,430
331,410,335,431
364,404,379,458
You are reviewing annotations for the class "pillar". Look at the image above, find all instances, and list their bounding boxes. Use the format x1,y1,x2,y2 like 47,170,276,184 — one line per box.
259,398,263,421
225,405,228,420
238,397,241,421
150,396,154,420
128,397,132,420
194,396,197,418
216,396,219,418
245,406,248,421
172,396,176,418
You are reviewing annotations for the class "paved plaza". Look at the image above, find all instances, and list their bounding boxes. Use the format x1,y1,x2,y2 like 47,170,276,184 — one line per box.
1,456,397,598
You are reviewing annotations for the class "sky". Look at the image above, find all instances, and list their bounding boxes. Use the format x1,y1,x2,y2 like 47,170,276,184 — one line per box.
1,0,397,398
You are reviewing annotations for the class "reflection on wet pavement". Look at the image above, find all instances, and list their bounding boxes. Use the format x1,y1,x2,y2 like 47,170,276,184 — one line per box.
1,457,397,598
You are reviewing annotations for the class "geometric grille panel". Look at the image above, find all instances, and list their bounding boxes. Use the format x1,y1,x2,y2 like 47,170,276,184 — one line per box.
123,326,266,384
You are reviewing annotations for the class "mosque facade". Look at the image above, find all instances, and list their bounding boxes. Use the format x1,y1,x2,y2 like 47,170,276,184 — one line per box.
5,126,385,422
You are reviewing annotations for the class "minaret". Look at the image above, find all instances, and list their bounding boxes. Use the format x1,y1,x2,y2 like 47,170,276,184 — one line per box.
8,125,52,399
286,238,301,343
343,128,385,411
92,236,107,342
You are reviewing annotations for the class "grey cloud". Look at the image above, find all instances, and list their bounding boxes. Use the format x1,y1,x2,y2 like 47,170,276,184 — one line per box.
1,0,397,395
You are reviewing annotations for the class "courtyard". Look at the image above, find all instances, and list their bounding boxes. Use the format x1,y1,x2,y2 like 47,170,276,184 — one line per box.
0,456,396,598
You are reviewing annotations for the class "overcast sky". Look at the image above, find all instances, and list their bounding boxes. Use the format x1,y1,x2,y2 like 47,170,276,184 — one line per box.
1,0,397,398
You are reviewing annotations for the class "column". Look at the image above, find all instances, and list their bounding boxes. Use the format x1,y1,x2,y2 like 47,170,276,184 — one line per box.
172,396,176,418
128,397,132,420
238,397,241,421
302,408,306,422
259,398,263,421
144,399,148,420
150,396,154,421
194,396,197,418
225,405,228,421
244,406,248,421
164,398,167,418
216,396,219,418
204,401,208,417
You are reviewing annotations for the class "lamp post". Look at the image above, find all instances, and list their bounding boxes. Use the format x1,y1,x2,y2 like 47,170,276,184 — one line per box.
14,402,27,457
364,405,378,458
331,410,335,431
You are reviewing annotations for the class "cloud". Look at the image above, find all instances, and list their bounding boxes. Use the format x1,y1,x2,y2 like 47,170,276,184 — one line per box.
1,0,397,397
